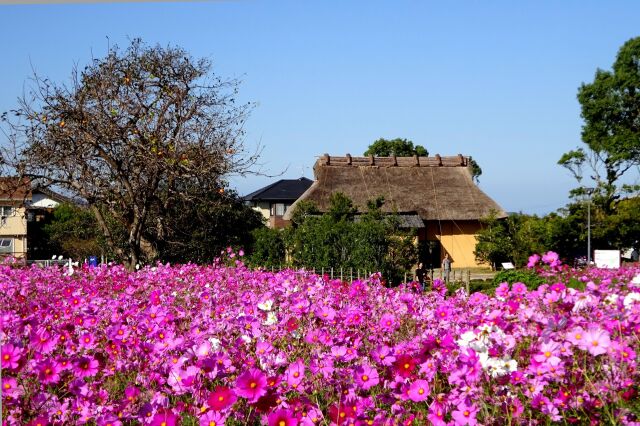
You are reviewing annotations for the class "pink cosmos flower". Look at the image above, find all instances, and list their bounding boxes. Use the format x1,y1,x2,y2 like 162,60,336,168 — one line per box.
74,356,99,378
379,313,397,331
353,364,379,390
1,342,24,370
207,386,237,411
434,305,452,321
150,408,179,426
315,306,336,322
534,340,562,364
27,417,49,426
267,409,297,426
285,358,306,387
580,328,611,356
38,359,62,384
2,376,22,399
542,251,560,267
96,415,122,426
371,345,396,366
199,410,227,426
30,328,58,353
407,379,430,402
566,327,586,346
451,402,478,425
124,385,140,403
527,254,541,268
78,332,96,349
235,368,267,402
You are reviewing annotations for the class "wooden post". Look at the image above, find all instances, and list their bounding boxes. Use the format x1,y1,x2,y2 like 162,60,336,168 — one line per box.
340,267,343,281
404,272,407,283
466,270,471,294
331,267,334,279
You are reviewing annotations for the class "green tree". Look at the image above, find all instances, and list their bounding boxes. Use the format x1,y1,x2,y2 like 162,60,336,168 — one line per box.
559,37,640,212
475,212,551,269
247,227,286,269
43,203,110,260
284,193,417,284
154,187,264,264
364,138,428,157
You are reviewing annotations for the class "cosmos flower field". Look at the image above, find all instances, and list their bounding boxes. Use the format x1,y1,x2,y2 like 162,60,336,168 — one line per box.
1,252,640,425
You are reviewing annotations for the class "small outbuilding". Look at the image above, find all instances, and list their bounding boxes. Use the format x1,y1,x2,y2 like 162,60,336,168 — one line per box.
283,154,507,268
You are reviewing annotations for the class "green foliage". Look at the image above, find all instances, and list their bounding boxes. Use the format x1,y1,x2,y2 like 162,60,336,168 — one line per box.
43,203,110,259
468,156,483,183
155,188,264,264
364,138,428,157
492,269,545,290
247,227,286,269
284,193,417,285
559,37,640,212
475,211,553,269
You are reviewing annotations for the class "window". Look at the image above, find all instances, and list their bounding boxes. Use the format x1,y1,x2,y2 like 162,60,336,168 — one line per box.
0,206,14,217
274,203,285,216
0,238,13,254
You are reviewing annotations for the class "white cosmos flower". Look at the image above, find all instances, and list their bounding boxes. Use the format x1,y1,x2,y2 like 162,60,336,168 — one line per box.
604,294,619,305
257,300,274,311
208,337,221,351
263,312,278,326
624,292,640,308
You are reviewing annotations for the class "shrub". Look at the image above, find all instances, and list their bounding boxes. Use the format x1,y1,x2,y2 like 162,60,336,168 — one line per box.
492,268,546,289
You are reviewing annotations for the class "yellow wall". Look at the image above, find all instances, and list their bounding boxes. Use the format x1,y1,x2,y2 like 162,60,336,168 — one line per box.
1,207,27,236
425,220,485,268
252,202,271,222
0,207,27,257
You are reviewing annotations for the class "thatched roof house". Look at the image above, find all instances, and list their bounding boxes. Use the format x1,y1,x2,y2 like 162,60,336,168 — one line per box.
285,154,506,268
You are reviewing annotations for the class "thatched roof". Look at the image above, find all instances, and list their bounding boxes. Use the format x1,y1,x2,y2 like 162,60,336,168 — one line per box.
283,154,507,221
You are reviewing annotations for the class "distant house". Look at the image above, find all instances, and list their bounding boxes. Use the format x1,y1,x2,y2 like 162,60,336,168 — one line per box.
283,154,507,268
244,177,313,228
0,177,31,259
0,177,77,259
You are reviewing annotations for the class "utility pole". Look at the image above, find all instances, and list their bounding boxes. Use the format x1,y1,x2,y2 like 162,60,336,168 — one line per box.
585,187,595,266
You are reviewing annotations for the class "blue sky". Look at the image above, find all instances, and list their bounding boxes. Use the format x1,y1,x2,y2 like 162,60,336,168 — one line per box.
2,1,639,214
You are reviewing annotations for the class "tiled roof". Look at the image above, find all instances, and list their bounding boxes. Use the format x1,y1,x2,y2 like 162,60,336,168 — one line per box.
243,177,313,202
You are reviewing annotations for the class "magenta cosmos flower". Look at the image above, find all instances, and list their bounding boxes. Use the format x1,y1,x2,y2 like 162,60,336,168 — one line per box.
235,368,268,402
208,385,237,411
353,364,379,390
150,408,179,426
285,358,305,387
451,402,478,426
73,356,99,378
267,408,297,426
38,359,62,384
1,343,24,370
407,379,430,402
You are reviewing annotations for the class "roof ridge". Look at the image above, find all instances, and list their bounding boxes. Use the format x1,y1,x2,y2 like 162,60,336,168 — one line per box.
316,153,470,167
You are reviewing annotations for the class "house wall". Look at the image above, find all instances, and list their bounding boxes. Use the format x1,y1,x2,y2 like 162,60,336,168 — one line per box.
0,206,28,257
252,202,271,222
424,220,485,268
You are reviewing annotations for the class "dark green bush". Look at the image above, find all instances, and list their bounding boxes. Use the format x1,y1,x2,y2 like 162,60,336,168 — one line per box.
492,269,545,290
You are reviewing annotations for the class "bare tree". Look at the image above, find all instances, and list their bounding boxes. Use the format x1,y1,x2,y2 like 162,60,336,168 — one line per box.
2,39,259,269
